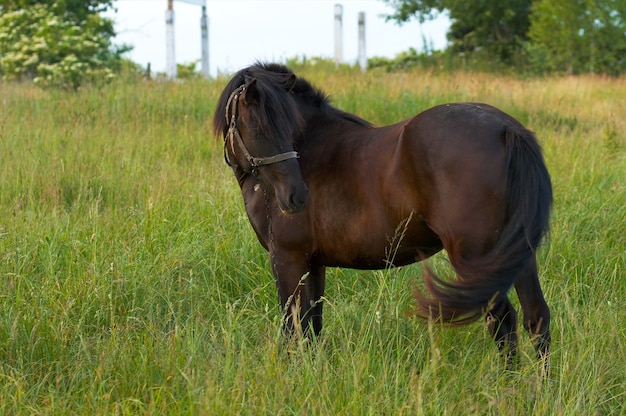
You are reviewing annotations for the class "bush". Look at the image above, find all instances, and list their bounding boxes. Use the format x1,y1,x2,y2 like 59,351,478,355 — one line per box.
0,4,129,89
176,61,201,80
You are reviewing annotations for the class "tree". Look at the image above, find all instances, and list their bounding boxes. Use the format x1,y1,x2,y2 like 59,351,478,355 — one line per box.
0,0,113,22
0,0,128,88
528,0,626,75
385,0,626,75
383,0,444,23
383,0,532,64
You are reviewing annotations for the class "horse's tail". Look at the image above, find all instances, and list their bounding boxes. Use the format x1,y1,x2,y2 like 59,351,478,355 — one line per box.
415,125,552,324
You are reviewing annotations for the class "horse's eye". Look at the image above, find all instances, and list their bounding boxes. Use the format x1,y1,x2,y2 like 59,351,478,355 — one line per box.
250,129,264,139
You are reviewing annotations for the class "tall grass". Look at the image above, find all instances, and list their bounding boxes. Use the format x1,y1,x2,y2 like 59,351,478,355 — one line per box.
0,68,624,414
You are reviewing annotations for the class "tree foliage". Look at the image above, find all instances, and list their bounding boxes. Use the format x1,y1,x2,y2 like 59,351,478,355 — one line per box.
0,0,113,21
528,0,626,75
0,0,128,88
383,0,444,23
384,0,532,64
384,0,626,75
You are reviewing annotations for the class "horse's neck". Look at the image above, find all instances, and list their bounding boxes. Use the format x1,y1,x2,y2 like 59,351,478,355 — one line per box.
233,166,250,188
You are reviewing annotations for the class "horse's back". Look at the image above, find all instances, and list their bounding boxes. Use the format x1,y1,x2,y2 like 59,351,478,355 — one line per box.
406,102,527,149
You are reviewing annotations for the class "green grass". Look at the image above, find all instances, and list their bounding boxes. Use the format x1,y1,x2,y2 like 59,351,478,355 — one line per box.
1,68,625,414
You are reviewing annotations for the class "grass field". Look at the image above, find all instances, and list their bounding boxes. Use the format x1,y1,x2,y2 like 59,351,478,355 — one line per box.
1,66,625,414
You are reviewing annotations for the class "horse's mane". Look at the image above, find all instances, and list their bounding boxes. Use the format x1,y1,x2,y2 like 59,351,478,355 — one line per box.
212,62,371,140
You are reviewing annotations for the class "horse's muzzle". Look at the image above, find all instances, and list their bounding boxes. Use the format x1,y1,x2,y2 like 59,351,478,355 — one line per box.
281,186,309,214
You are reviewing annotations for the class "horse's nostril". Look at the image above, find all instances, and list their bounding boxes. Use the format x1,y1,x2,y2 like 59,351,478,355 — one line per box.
289,188,309,212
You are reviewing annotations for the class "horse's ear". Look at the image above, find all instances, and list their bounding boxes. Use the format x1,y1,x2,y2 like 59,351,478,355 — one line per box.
287,73,297,92
241,78,259,105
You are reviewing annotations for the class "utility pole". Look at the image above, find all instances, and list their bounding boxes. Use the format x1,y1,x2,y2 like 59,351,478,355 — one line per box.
165,0,177,79
334,4,343,67
167,0,209,79
358,12,366,72
200,3,209,78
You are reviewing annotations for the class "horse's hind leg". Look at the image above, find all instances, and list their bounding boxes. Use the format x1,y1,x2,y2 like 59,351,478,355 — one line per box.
486,296,518,369
514,256,551,372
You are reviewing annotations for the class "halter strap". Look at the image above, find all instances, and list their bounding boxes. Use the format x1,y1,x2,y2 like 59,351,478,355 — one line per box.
223,84,299,175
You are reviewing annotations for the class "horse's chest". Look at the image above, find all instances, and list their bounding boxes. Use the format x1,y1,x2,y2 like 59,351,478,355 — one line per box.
241,184,271,247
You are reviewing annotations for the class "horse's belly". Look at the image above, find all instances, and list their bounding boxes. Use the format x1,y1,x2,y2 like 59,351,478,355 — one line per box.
316,221,443,269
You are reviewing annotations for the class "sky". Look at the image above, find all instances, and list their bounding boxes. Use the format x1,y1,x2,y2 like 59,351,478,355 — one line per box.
106,0,450,77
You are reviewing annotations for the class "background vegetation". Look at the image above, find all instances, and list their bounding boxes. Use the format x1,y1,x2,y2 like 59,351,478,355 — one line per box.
0,0,127,88
383,0,626,75
1,65,625,414
2,0,626,88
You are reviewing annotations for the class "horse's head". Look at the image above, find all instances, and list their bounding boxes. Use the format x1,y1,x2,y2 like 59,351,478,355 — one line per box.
216,72,309,214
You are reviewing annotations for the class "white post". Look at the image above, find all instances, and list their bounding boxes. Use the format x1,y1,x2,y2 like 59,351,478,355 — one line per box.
358,12,366,72
334,4,343,67
165,0,177,79
200,3,209,78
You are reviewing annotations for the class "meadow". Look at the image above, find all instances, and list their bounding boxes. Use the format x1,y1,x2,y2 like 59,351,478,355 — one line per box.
1,65,625,414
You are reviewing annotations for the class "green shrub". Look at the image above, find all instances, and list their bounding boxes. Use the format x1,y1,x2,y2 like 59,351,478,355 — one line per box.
0,4,129,89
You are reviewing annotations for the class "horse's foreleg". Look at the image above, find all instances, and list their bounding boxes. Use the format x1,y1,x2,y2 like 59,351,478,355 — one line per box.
271,252,326,338
303,264,326,336
486,296,518,369
514,257,551,374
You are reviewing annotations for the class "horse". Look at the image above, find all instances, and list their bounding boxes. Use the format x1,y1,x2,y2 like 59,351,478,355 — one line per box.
213,63,552,369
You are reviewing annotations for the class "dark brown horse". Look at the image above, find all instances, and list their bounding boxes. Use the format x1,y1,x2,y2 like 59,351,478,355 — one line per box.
213,63,552,368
